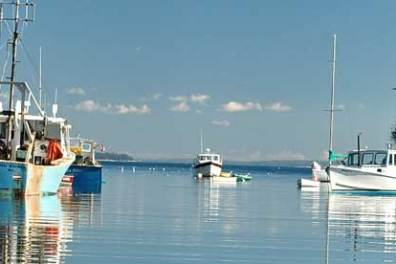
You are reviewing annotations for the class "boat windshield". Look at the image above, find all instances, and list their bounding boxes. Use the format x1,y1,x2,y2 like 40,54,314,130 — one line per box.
81,142,92,153
347,151,387,166
199,155,220,162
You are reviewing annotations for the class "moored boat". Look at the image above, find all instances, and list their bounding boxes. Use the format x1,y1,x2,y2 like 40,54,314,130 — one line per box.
193,148,222,177
329,149,396,191
0,2,75,195
66,138,102,193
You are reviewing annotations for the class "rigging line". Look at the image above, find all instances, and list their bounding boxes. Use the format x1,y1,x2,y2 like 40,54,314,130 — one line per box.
0,20,10,51
0,21,12,73
0,20,28,95
0,49,10,91
0,21,13,93
20,38,40,87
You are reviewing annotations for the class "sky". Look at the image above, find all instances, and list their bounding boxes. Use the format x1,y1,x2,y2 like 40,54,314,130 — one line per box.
1,0,396,161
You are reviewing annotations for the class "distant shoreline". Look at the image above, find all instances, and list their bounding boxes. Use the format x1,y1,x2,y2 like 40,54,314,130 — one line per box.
99,159,317,167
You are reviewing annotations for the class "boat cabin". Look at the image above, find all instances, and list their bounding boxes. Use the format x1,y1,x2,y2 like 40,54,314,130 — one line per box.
345,149,396,167
70,138,98,166
196,148,222,164
197,153,222,163
0,112,71,164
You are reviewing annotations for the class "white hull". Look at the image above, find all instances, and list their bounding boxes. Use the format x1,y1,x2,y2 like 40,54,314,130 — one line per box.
298,178,320,188
211,176,237,184
330,166,396,191
193,162,222,177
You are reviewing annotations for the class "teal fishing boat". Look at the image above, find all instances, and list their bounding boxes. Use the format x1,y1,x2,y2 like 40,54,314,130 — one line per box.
0,1,75,195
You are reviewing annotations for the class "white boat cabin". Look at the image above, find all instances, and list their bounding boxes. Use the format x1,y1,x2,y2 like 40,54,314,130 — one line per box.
0,113,71,164
343,149,396,168
195,149,222,165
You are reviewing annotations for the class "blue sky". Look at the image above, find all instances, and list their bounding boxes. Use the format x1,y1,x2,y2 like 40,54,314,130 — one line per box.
2,0,396,161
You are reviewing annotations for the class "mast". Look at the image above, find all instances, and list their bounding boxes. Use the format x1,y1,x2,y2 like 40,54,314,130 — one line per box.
39,45,42,108
328,34,336,164
8,0,20,111
200,128,203,153
0,0,34,157
6,0,21,153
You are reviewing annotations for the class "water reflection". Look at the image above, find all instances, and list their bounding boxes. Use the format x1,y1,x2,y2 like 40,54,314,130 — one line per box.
0,194,101,263
317,193,396,263
197,179,238,235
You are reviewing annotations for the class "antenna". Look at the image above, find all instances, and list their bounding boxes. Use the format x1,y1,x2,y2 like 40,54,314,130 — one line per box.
200,128,203,153
52,88,58,117
328,34,336,164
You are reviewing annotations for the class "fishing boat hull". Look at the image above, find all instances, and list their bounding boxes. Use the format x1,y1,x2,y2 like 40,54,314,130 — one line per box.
193,162,222,177
66,164,102,193
1,156,75,195
329,166,396,191
0,169,13,192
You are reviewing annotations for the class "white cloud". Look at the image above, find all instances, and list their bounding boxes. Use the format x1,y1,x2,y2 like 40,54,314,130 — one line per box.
74,100,111,112
264,102,292,112
212,120,231,127
169,94,210,112
170,101,190,112
141,93,162,101
190,94,210,104
169,95,189,102
67,87,85,96
221,101,262,112
115,104,151,114
75,100,150,114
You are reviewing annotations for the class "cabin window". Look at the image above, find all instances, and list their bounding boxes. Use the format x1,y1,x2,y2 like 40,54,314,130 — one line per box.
27,120,45,135
200,156,210,161
0,122,6,140
362,153,374,165
82,143,91,153
390,155,393,166
213,156,218,161
394,154,396,166
46,123,60,139
348,153,359,166
374,153,387,165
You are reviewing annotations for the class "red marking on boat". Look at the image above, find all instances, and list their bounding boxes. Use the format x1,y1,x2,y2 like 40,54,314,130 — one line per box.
61,175,74,186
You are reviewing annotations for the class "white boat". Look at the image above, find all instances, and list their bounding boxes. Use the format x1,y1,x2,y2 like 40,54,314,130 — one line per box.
326,35,396,191
193,129,222,177
193,148,222,177
298,34,336,187
329,149,396,191
298,178,320,188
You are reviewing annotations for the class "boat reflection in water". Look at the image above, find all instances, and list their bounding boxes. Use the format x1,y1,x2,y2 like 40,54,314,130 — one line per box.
0,193,102,263
197,179,238,233
327,193,396,262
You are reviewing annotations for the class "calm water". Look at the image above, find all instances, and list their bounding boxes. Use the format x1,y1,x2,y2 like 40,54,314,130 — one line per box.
1,162,396,263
